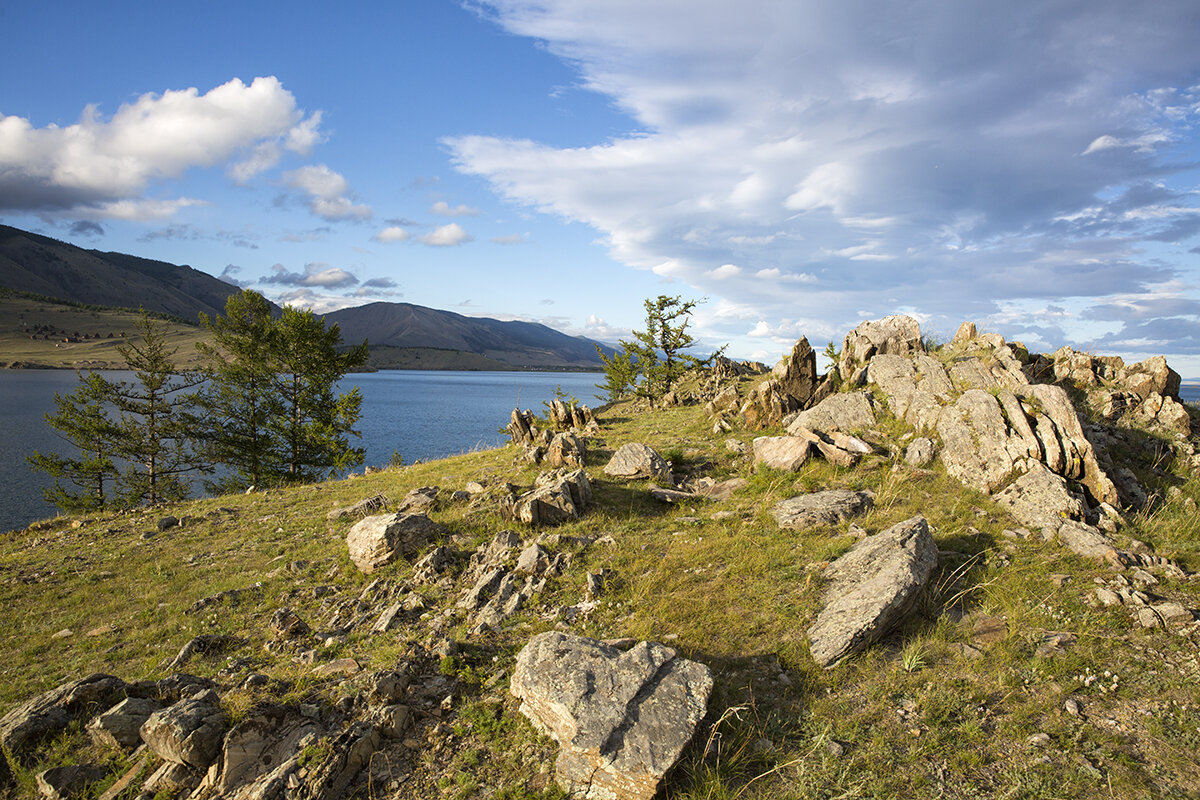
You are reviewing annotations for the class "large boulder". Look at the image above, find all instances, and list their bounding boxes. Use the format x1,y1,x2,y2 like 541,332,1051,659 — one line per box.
35,764,107,800
547,432,587,469
789,391,877,433
840,315,924,377
346,513,445,574
0,673,126,757
511,632,713,800
992,462,1086,533
603,443,672,482
771,490,875,530
87,697,161,750
752,436,813,471
807,516,938,667
207,704,321,797
139,695,225,770
505,469,592,526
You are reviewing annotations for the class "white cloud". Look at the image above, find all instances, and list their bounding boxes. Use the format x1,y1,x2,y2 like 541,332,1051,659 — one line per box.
0,76,322,216
709,263,741,279
373,226,411,243
419,223,472,246
455,1,1200,362
274,288,364,315
430,201,479,216
262,261,358,289
284,164,371,220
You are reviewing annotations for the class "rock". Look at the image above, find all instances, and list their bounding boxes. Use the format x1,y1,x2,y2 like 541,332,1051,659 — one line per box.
697,477,748,501
412,545,455,584
752,436,813,471
372,602,403,634
510,632,713,800
905,437,936,467
515,543,552,576
771,490,875,530
0,673,127,756
992,462,1086,533
649,486,698,503
1133,393,1192,436
790,391,877,433
1027,733,1051,748
953,321,977,342
864,354,948,431
87,697,161,750
807,516,938,667
35,764,107,799
505,469,593,526
508,408,539,445
1126,355,1181,400
396,486,439,513
935,390,1025,494
326,493,390,521
207,704,320,797
346,513,445,573
314,658,361,677
140,695,225,769
788,426,863,468
298,722,381,800
156,515,179,532
840,315,924,377
163,634,241,671
603,443,672,482
547,432,587,469
268,608,310,639
140,763,196,797
1054,520,1118,562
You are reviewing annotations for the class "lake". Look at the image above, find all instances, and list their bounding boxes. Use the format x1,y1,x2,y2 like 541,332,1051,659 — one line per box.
0,370,604,532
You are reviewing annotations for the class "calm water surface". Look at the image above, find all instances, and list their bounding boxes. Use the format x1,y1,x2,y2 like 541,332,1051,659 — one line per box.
0,370,602,532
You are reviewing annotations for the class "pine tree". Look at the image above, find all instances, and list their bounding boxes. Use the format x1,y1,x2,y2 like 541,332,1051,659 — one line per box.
594,344,640,402
27,372,121,512
270,305,369,482
195,290,282,491
109,312,206,505
625,295,720,400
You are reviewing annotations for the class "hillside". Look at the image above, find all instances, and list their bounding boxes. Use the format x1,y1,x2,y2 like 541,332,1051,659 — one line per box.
327,302,611,370
0,225,240,321
1,318,1197,800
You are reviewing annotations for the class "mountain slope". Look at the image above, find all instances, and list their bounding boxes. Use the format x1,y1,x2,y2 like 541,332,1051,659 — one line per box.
326,302,610,369
0,224,240,321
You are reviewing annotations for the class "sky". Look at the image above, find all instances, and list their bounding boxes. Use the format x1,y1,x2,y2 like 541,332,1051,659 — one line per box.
4,2,1200,374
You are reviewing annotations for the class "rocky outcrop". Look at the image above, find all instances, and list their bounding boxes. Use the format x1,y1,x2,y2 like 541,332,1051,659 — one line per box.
346,513,446,574
771,490,875,530
510,632,713,800
0,673,127,757
547,432,587,469
87,697,160,750
839,315,924,379
807,516,938,667
603,443,672,482
789,391,877,433
740,338,834,428
502,469,592,526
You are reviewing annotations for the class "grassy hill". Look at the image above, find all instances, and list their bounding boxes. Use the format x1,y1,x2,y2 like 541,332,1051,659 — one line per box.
0,291,210,369
0,372,1197,798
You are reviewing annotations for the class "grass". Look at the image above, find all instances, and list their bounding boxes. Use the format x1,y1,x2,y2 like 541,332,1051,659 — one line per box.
1,378,1198,799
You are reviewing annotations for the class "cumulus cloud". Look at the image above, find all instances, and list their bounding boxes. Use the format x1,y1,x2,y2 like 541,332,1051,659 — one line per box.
261,262,359,289
430,201,479,216
455,1,1200,363
372,226,411,243
68,220,103,237
273,288,364,315
0,76,322,218
283,164,371,221
419,223,472,246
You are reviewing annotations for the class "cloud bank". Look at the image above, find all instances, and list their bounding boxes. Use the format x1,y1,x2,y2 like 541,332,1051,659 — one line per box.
454,0,1200,362
0,77,321,220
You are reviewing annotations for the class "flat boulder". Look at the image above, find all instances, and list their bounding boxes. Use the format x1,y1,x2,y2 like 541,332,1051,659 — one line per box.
87,697,161,750
992,462,1086,533
511,632,713,800
788,391,877,433
807,516,938,667
771,490,874,530
603,443,671,482
346,513,445,573
752,436,812,471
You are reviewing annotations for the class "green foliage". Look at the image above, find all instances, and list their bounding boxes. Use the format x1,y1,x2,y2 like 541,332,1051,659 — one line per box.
107,312,207,505
196,290,368,488
601,295,726,403
594,344,640,402
27,372,121,512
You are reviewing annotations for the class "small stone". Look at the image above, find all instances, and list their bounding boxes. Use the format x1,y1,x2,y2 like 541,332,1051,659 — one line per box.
157,516,179,531
824,740,846,758
313,658,360,677
1027,733,1051,748
1064,698,1082,717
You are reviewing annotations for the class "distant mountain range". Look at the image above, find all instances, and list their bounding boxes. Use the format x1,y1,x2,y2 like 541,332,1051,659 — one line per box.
0,224,611,370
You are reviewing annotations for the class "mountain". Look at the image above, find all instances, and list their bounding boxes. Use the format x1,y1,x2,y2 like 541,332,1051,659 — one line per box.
326,302,611,370
0,224,240,321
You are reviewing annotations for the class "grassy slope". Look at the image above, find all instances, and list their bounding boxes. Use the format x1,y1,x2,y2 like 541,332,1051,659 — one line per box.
1,381,1198,799
0,295,209,369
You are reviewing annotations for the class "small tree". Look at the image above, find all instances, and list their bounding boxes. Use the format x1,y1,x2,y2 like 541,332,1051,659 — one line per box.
109,312,207,505
594,344,640,402
195,290,282,491
27,372,121,512
624,295,722,401
270,305,369,483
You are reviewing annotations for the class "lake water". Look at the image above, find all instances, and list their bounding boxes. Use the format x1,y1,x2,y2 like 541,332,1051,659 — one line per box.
0,370,603,532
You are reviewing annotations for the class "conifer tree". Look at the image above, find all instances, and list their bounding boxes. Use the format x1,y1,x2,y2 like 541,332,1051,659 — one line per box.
625,295,721,400
27,372,121,512
109,312,207,505
195,290,281,490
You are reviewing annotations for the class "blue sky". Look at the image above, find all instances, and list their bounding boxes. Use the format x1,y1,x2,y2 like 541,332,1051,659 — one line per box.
4,2,1200,374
